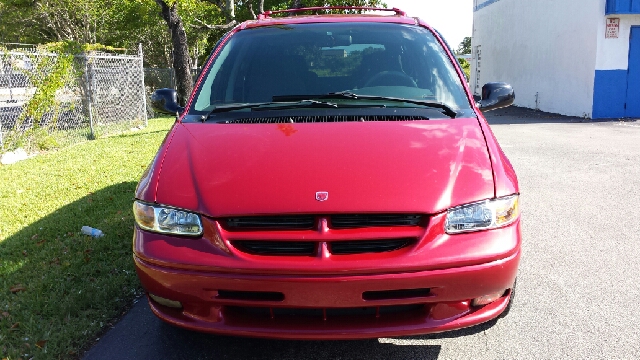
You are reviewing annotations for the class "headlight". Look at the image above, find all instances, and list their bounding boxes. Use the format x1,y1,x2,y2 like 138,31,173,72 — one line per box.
445,195,519,234
133,201,203,236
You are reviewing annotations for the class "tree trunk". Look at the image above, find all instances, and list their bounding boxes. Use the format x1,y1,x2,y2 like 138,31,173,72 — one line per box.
226,0,235,18
156,0,193,106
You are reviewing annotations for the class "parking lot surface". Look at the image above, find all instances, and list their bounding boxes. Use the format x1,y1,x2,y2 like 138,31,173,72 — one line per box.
84,108,640,359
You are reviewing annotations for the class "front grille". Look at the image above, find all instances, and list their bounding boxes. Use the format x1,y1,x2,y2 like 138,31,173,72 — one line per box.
226,216,315,230
232,240,316,256
331,214,423,229
232,239,413,256
224,214,423,230
223,115,430,124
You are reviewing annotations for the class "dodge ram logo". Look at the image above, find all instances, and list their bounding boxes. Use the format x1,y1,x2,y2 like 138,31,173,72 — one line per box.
316,191,329,202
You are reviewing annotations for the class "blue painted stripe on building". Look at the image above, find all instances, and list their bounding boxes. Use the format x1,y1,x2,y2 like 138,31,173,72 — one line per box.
592,70,628,119
606,0,640,15
474,0,502,12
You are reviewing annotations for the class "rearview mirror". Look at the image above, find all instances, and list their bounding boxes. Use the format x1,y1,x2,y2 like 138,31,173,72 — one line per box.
478,82,515,112
150,88,184,115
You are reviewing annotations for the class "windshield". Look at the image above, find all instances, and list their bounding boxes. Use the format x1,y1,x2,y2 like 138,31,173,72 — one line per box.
191,22,471,114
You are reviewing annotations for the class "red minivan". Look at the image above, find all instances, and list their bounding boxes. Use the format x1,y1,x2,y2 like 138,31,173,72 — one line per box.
134,7,520,339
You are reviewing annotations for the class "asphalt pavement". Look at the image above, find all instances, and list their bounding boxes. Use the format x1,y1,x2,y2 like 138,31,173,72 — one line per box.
83,107,640,359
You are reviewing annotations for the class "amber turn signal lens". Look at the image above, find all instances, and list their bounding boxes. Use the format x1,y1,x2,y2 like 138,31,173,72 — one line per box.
133,201,155,229
445,195,520,234
472,291,506,307
149,293,183,308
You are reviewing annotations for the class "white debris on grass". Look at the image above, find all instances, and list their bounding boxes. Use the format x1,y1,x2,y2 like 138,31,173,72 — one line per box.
1,148,29,165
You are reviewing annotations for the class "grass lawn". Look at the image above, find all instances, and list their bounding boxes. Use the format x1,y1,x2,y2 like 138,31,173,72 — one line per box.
0,118,175,359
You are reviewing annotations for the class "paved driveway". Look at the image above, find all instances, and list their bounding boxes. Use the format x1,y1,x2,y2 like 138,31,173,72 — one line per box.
84,108,640,359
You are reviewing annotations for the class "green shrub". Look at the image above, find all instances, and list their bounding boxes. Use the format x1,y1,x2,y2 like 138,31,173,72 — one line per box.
458,58,471,81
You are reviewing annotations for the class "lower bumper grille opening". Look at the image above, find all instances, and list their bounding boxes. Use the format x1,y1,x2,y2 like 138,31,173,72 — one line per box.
225,304,425,320
231,241,316,256
362,288,431,301
217,290,285,302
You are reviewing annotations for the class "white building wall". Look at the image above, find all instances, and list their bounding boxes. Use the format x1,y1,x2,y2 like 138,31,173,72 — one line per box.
471,0,603,117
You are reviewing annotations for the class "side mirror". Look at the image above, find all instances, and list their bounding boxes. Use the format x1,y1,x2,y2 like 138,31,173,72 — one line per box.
150,88,184,115
478,82,515,112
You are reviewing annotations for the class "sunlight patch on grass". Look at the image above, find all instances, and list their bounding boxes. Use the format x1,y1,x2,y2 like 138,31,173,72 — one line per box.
0,259,27,277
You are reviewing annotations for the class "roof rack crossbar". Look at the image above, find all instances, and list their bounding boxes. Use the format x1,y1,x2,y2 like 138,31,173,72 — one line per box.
258,6,406,19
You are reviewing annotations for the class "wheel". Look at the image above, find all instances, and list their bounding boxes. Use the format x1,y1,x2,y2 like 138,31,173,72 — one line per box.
364,71,417,87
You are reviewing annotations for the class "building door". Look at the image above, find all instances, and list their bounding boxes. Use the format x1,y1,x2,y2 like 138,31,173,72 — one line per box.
627,27,640,117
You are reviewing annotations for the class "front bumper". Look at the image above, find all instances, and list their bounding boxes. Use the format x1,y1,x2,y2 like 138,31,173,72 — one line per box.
134,248,519,340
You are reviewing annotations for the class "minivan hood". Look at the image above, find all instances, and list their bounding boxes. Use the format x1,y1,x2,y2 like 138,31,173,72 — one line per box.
155,119,494,217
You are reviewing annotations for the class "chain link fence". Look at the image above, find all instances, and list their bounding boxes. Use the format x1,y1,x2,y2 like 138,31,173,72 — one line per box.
0,44,147,152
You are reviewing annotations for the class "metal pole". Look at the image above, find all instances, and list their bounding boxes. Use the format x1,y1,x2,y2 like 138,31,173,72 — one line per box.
84,55,94,139
7,55,14,102
138,43,148,126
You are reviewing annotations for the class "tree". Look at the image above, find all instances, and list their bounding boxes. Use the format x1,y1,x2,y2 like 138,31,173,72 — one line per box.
155,1,195,105
457,36,471,55
457,58,470,81
155,0,386,104
0,0,174,67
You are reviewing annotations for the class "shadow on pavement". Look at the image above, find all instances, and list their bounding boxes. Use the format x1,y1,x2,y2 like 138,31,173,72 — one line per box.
483,106,621,125
83,300,442,360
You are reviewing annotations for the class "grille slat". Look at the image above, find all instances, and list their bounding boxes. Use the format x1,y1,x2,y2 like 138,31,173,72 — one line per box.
330,239,412,255
227,216,315,230
232,241,317,256
331,214,422,229
223,115,429,124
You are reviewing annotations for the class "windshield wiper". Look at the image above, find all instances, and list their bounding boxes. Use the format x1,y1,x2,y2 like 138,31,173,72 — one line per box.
327,92,457,118
274,91,457,118
273,92,358,102
202,100,338,122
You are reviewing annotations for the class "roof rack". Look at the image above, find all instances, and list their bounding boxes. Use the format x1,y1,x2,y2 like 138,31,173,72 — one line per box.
257,7,407,20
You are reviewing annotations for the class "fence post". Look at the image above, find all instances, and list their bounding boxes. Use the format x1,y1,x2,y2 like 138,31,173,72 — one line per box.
6,56,14,102
83,55,95,139
138,43,148,126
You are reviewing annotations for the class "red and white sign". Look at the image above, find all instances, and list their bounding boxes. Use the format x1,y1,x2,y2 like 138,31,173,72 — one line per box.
606,18,620,39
